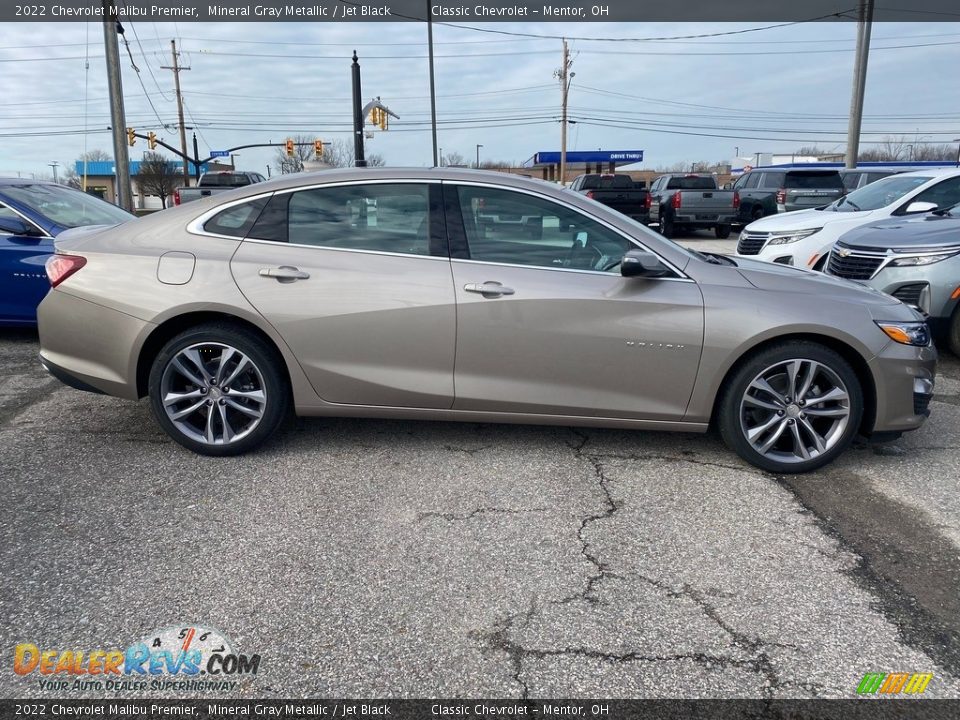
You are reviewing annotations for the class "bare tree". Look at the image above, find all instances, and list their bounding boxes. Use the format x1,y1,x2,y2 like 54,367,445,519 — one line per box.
910,143,956,161
79,149,112,162
858,135,912,162
442,151,468,167
479,159,515,169
136,152,179,208
61,164,81,188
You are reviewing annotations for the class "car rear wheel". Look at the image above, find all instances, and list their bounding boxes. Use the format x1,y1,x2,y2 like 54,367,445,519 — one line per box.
718,342,863,473
660,213,675,238
715,225,732,239
751,207,765,221
148,323,290,456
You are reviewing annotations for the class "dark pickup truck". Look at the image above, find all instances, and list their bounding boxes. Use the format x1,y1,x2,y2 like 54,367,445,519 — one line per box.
648,174,739,239
569,173,649,224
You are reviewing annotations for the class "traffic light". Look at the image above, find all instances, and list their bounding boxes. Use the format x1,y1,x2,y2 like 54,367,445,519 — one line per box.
285,138,294,157
378,110,388,131
314,140,324,158
147,131,157,150
127,127,136,146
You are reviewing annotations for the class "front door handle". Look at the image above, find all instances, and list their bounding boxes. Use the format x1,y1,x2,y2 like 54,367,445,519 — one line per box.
464,281,515,298
259,266,310,283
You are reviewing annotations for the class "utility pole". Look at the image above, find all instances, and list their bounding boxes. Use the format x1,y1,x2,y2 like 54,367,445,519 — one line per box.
475,144,483,169
102,1,132,211
351,51,366,167
48,162,59,183
557,39,574,185
162,39,191,185
426,0,439,167
844,0,874,169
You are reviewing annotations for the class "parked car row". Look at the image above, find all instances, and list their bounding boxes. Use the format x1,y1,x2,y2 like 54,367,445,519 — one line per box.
735,168,960,354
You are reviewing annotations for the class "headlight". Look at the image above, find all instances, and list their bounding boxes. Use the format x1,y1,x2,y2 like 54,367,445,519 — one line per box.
888,252,958,267
876,321,930,346
766,228,822,246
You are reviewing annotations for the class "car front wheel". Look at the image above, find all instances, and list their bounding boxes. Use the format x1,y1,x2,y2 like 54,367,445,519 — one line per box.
148,323,290,455
718,342,863,473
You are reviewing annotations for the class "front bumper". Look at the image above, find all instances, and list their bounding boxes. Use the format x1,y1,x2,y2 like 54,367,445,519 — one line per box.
864,259,960,326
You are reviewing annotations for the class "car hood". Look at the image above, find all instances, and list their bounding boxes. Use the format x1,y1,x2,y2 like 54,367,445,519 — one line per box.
838,212,960,250
734,257,908,313
745,207,874,232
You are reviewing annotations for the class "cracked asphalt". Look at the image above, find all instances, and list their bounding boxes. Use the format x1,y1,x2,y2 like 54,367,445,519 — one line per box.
1,322,959,700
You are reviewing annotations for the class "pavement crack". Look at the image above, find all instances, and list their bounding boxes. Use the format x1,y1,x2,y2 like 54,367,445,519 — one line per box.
561,430,622,605
442,444,494,455
416,507,547,522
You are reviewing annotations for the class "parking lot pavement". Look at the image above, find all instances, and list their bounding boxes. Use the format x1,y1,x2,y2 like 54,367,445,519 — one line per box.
2,328,959,699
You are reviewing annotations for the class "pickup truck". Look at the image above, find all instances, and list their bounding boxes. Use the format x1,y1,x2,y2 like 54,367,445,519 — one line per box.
648,174,739,239
173,171,267,206
569,173,650,224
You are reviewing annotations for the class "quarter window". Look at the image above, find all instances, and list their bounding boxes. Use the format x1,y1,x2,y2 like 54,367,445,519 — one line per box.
453,186,634,273
202,198,267,238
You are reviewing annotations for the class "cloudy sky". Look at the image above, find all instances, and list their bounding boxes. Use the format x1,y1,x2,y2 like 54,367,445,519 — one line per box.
0,19,958,179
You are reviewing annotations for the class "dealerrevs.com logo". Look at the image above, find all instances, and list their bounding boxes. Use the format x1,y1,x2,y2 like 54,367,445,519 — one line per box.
13,625,260,692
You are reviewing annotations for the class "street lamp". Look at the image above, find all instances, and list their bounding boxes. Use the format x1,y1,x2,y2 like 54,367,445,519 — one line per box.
48,161,59,183
476,144,483,169
955,139,960,168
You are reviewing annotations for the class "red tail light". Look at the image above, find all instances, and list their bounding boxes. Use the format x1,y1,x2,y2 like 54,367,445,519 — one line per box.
173,189,181,206
733,190,741,209
45,254,86,288
585,190,595,199
671,191,682,209
775,188,786,205
644,193,652,210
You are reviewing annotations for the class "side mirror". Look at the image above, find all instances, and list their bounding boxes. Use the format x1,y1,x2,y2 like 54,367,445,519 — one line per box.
621,249,672,278
904,201,938,214
0,216,33,236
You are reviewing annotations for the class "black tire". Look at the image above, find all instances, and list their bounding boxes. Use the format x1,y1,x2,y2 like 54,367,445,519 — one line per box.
717,341,863,473
751,206,765,222
715,225,732,239
660,211,676,239
949,308,960,358
148,322,290,456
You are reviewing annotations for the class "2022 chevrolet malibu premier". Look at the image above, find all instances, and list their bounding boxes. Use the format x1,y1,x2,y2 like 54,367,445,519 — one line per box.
37,168,936,473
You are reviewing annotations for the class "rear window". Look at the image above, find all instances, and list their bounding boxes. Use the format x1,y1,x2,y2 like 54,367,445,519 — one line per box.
665,176,717,190
785,172,844,189
579,175,633,190
199,173,255,188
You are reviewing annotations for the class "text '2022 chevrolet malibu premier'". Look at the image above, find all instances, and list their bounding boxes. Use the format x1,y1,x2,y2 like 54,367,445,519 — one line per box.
37,168,936,473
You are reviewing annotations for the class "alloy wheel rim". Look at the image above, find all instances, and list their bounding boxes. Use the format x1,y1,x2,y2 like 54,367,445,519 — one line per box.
160,342,267,446
739,359,850,464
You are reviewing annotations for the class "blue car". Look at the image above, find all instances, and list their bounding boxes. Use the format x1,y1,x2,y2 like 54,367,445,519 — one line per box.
0,179,134,326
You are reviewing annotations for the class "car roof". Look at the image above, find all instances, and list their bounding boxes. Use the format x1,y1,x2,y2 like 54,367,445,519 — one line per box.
0,177,59,188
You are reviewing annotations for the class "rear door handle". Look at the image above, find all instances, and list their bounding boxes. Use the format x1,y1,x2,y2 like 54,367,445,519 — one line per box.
464,281,515,298
259,266,310,283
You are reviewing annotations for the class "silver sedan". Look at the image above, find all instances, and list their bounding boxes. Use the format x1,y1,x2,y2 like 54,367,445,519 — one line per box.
37,168,936,473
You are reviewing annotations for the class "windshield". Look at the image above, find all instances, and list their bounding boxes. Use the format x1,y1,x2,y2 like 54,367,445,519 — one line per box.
2,183,134,228
828,175,931,213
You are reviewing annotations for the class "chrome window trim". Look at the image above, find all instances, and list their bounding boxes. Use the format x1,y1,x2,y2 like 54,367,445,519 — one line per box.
241,236,449,262
0,201,53,239
186,176,691,277
187,179,441,249
451,257,695,282
444,179,691,280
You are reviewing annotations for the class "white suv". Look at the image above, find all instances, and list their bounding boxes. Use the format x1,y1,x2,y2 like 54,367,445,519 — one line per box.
735,169,960,270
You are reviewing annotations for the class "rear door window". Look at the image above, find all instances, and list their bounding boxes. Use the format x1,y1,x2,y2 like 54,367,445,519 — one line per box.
760,172,785,189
